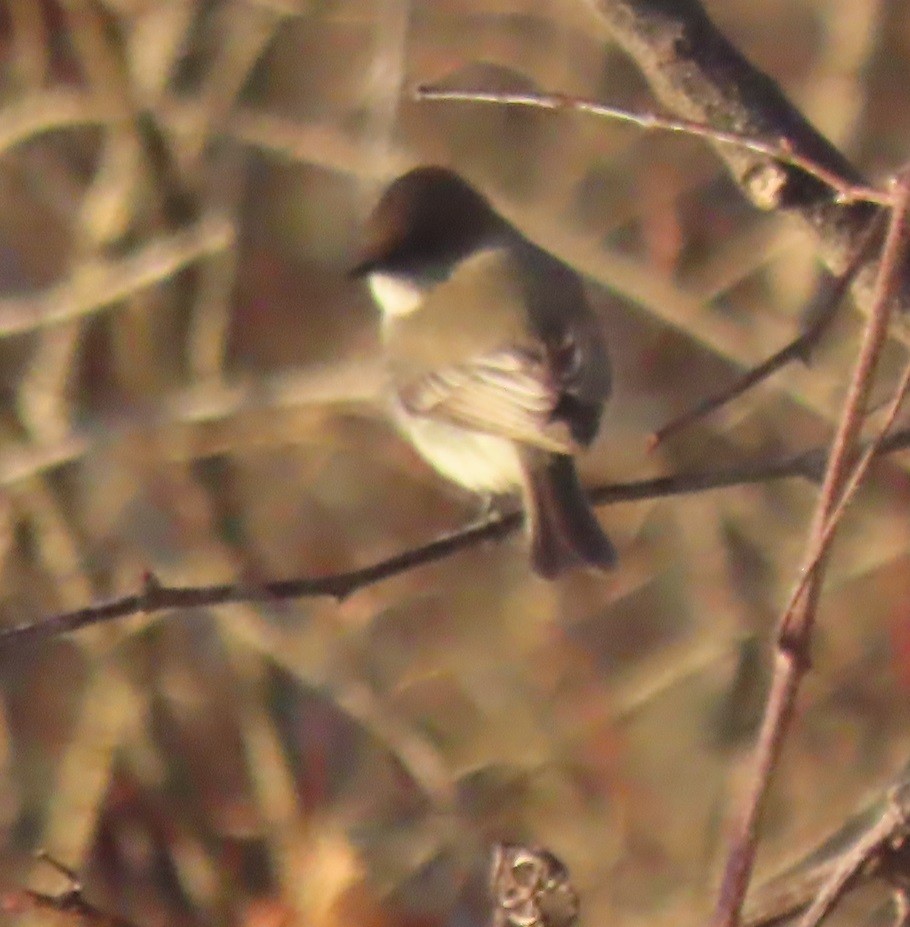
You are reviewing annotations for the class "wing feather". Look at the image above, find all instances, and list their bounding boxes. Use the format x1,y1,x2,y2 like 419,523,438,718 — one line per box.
398,348,578,453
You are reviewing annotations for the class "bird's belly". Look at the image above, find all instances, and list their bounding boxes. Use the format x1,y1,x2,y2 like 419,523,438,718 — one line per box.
393,402,524,494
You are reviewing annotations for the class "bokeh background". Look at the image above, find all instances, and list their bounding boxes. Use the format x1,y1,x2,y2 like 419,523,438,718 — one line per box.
1,2,910,926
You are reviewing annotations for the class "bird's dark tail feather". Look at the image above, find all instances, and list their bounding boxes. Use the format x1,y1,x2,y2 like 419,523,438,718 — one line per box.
525,454,616,579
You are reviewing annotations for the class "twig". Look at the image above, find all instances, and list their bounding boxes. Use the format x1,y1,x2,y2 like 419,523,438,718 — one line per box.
5,413,910,649
651,211,886,445
794,785,910,927
414,86,889,206
35,851,82,888
743,854,845,927
650,328,828,448
0,214,234,337
582,0,876,262
712,172,910,927
0,852,136,927
0,89,110,155
778,357,910,631
742,779,910,927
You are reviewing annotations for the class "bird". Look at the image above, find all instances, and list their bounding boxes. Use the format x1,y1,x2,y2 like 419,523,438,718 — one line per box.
351,165,615,578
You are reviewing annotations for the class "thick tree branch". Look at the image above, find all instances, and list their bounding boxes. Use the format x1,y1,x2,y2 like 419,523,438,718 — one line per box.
583,0,908,321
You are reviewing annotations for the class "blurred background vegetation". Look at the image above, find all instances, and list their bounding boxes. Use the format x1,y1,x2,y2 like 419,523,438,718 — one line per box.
1,1,910,926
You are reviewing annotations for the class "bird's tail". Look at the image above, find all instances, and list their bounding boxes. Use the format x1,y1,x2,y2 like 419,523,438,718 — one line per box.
525,453,616,579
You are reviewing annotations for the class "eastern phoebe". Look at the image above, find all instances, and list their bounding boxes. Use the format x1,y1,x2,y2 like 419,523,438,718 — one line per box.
351,166,615,578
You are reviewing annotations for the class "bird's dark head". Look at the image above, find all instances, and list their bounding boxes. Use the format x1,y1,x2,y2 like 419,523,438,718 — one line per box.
350,166,505,283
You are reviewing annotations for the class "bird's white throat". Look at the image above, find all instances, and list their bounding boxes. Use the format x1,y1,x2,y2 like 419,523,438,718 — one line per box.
367,272,426,318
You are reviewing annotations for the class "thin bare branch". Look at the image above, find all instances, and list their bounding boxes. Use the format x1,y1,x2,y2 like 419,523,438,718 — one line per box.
712,173,910,927
579,0,910,436
0,89,110,155
652,211,887,444
0,214,235,337
415,86,889,206
778,357,910,630
1,852,137,927
6,414,910,649
794,786,910,927
743,778,910,927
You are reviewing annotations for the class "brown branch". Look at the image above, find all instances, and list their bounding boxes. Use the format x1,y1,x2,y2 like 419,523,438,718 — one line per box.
0,214,234,337
582,0,906,336
778,356,910,631
743,780,910,927
6,418,910,649
649,325,830,448
794,785,910,927
743,854,847,927
712,175,910,927
1,852,136,927
414,86,889,206
0,89,110,154
651,211,887,444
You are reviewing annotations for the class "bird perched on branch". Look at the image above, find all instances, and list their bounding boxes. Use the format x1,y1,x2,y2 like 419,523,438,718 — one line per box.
351,166,615,578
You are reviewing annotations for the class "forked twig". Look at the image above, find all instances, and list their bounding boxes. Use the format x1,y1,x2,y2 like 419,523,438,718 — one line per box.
712,172,910,927
649,323,831,448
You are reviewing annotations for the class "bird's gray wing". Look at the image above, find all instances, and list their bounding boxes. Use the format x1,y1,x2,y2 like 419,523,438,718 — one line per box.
398,347,579,454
